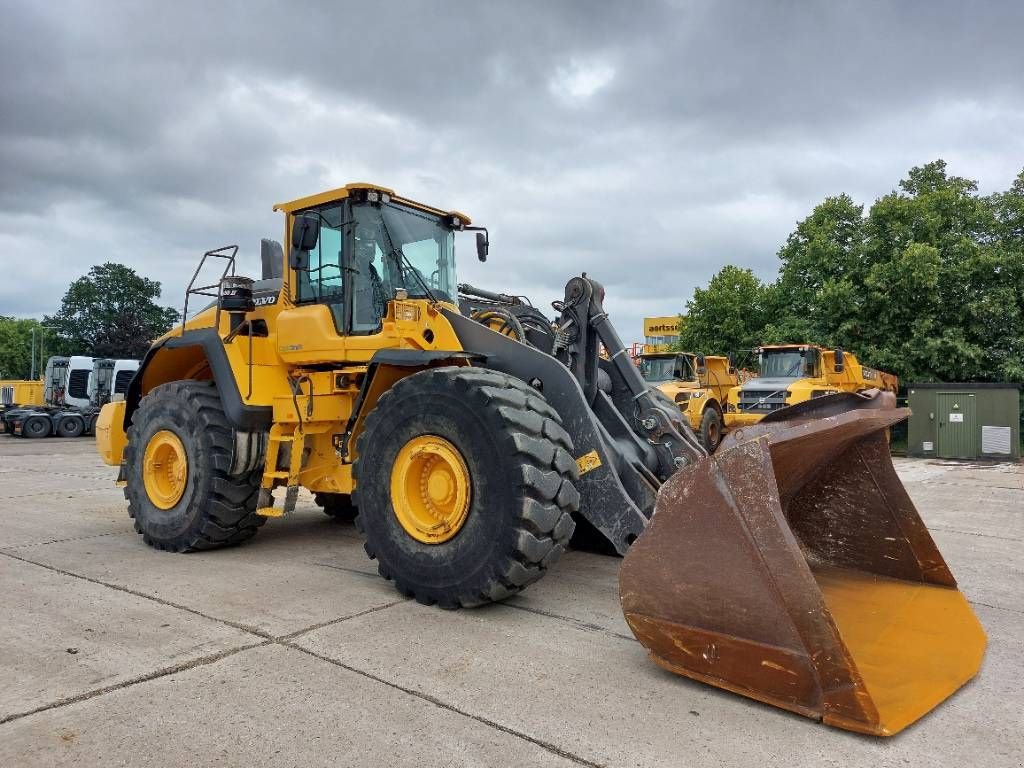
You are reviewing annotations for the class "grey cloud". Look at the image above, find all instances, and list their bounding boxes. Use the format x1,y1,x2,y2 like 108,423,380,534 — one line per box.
1,0,1023,340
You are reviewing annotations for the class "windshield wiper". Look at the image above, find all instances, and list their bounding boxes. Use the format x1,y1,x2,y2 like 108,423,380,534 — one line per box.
377,211,439,304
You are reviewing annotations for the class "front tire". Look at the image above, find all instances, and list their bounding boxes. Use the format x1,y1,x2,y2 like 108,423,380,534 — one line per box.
699,406,724,452
353,367,579,608
314,492,357,522
124,380,265,552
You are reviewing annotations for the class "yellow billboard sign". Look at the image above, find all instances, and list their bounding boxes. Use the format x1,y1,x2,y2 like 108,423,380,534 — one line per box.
643,316,681,337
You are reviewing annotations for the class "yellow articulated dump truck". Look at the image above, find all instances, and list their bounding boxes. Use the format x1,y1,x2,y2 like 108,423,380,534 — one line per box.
637,352,736,451
95,182,983,735
726,344,898,428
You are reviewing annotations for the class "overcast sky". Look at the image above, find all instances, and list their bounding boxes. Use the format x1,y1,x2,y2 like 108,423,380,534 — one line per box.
2,1,1023,340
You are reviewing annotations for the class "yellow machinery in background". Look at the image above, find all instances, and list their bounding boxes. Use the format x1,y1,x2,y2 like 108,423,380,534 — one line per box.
726,344,898,428
636,352,737,451
0,379,44,408
94,183,983,736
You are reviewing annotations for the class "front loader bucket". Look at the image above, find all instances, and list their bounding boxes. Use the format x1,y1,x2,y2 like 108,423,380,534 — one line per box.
619,392,985,736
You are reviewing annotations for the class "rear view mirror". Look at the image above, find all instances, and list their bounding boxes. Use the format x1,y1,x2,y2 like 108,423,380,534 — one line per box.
834,347,845,373
288,249,309,271
476,231,489,262
291,215,319,252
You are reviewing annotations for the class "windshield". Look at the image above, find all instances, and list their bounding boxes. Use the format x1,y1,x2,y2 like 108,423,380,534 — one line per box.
760,349,817,378
639,355,694,383
352,201,457,305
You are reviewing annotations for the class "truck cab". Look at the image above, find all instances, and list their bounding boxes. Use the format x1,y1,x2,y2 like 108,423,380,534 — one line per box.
637,351,735,451
726,344,898,427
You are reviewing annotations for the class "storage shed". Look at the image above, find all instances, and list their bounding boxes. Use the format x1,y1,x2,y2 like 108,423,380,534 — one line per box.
907,383,1021,460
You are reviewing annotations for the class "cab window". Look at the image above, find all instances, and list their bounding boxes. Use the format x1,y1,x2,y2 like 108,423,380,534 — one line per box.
294,204,345,328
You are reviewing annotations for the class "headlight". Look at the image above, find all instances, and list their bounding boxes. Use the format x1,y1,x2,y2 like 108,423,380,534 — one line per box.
690,391,705,399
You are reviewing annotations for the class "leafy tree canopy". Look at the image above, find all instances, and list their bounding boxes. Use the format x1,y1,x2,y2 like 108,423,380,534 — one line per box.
0,317,47,379
676,160,1024,384
43,263,180,360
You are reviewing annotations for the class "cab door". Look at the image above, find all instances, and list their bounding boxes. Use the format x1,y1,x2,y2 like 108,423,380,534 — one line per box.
276,203,352,364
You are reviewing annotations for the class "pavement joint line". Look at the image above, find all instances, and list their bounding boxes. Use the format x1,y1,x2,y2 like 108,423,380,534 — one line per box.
0,549,275,640
277,599,410,641
927,525,1023,543
0,487,120,500
310,561,381,579
0,640,271,727
1,530,134,550
278,640,608,768
498,601,639,644
910,480,1024,492
969,599,1024,616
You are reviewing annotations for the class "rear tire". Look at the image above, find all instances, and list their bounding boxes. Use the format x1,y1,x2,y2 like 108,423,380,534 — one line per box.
56,415,85,438
700,407,723,452
124,380,266,552
23,415,51,438
353,367,579,608
314,492,357,522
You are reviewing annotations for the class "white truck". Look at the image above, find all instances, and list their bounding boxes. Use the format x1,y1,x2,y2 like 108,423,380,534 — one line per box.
1,356,139,438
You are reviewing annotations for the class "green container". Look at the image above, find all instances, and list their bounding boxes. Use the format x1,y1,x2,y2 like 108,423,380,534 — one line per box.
907,383,1021,460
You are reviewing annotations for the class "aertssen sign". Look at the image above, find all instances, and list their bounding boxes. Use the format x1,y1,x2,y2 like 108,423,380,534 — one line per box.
643,316,681,337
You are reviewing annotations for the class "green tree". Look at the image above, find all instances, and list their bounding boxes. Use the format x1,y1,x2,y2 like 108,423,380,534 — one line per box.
676,265,769,360
0,317,47,379
858,160,1013,382
763,194,866,346
986,170,1024,381
44,263,180,360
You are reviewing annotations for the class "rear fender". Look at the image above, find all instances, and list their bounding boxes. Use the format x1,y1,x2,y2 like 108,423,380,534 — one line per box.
124,328,272,432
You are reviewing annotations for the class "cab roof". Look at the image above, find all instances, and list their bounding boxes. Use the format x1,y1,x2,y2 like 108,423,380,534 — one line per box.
273,182,471,225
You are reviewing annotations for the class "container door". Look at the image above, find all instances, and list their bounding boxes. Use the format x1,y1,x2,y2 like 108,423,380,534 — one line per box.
936,392,976,459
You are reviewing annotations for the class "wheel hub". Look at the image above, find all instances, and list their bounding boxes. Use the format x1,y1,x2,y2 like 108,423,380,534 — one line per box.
391,435,471,544
143,429,188,510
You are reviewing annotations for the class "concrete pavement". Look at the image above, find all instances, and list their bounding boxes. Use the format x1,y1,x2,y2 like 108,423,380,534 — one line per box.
1,439,1020,767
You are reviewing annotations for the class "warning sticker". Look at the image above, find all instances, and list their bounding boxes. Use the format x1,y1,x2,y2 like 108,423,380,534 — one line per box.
576,450,602,476
949,413,964,423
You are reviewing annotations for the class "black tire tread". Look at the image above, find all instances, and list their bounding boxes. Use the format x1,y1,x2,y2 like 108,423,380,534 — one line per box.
124,380,265,552
352,366,578,608
314,491,357,521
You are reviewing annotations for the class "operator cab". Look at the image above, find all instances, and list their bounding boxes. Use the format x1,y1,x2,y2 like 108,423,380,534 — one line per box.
278,185,486,335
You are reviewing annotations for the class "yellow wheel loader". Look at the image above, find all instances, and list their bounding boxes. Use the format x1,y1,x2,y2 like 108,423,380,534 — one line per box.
96,183,984,736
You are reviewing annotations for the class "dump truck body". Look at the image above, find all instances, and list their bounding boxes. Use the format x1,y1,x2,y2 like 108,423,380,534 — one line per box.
637,352,736,451
726,345,898,428
95,183,982,735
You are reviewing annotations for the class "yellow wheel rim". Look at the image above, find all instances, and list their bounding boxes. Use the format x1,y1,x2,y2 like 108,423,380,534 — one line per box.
390,435,471,544
143,430,188,510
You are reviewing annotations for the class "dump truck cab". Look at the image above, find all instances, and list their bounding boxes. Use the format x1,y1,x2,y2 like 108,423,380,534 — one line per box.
637,351,735,451
726,344,898,428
